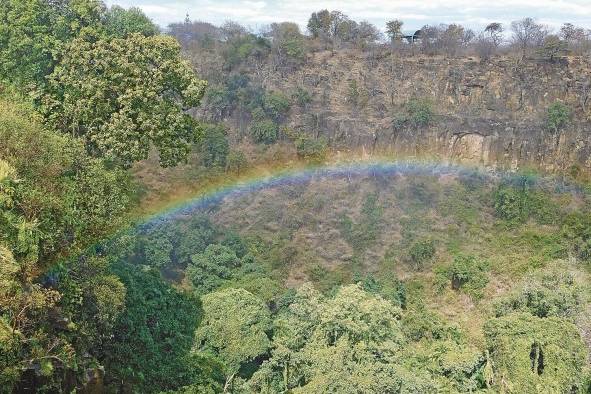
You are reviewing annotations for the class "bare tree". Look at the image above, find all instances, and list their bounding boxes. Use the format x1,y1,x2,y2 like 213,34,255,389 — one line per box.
474,33,496,60
560,23,591,55
510,17,548,57
420,24,473,57
354,21,382,49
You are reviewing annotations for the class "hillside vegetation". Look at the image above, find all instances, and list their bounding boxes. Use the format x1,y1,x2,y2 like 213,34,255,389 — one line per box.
0,1,590,393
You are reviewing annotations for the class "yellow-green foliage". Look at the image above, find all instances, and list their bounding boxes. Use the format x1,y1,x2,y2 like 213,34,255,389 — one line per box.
0,93,133,261
484,313,588,393
0,91,133,391
42,33,207,166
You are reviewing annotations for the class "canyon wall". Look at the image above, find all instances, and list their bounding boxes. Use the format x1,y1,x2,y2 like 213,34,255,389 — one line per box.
260,51,591,173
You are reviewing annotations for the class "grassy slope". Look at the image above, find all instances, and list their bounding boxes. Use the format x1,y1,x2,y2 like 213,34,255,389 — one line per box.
132,147,591,349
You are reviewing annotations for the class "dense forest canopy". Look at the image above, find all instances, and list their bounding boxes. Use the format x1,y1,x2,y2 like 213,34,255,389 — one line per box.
0,1,591,393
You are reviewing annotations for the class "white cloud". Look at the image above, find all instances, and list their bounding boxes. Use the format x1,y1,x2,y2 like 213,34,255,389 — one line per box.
105,0,591,33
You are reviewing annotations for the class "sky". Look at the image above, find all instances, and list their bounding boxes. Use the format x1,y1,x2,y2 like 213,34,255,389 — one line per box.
105,0,591,34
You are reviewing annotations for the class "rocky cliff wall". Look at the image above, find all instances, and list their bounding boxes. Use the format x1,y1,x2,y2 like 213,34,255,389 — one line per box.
262,51,591,173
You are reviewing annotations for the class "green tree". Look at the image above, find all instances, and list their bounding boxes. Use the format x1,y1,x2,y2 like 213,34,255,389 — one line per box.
295,136,327,163
307,10,332,39
0,93,132,262
250,119,279,144
406,98,433,127
195,288,271,391
268,22,306,68
493,264,583,319
102,264,203,392
435,255,489,299
263,91,291,122
292,87,312,108
0,0,104,88
42,33,207,166
546,101,570,133
247,284,414,393
226,150,248,174
199,124,229,168
408,239,436,270
386,20,404,42
484,313,588,393
103,5,159,37
538,34,568,62
0,93,133,390
186,244,242,295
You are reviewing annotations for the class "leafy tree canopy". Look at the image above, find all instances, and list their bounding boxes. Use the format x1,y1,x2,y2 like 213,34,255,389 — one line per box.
42,33,207,166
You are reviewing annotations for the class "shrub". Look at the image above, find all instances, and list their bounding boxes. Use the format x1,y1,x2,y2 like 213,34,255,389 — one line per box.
199,124,229,168
347,80,360,108
263,92,290,121
406,98,434,127
484,313,588,393
295,136,327,163
435,255,489,300
226,150,248,174
408,240,436,270
250,119,278,144
494,187,525,223
576,238,591,262
494,185,560,225
493,266,583,319
546,101,570,133
357,273,406,309
292,87,312,107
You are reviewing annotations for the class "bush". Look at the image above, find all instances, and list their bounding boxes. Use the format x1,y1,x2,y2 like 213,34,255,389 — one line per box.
292,87,312,107
295,136,327,163
576,238,591,262
493,266,583,319
263,92,290,121
199,124,229,168
357,273,406,308
494,187,525,223
347,80,360,108
250,119,278,144
226,150,248,174
546,101,570,133
484,313,588,393
435,255,489,300
494,185,560,225
406,98,434,127
408,240,436,270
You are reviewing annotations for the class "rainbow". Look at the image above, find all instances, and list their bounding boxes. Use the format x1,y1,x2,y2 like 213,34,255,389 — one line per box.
133,157,578,230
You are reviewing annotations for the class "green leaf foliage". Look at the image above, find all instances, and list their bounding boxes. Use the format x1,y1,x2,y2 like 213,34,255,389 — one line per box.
102,264,203,392
42,33,207,166
484,313,588,393
435,255,490,300
0,93,133,263
546,101,570,132
195,288,272,381
199,124,230,168
186,244,242,295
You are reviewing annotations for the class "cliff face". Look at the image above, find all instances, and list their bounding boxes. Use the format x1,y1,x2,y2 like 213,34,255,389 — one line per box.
257,51,591,173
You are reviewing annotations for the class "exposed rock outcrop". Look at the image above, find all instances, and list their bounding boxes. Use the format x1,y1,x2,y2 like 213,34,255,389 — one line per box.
230,51,591,173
